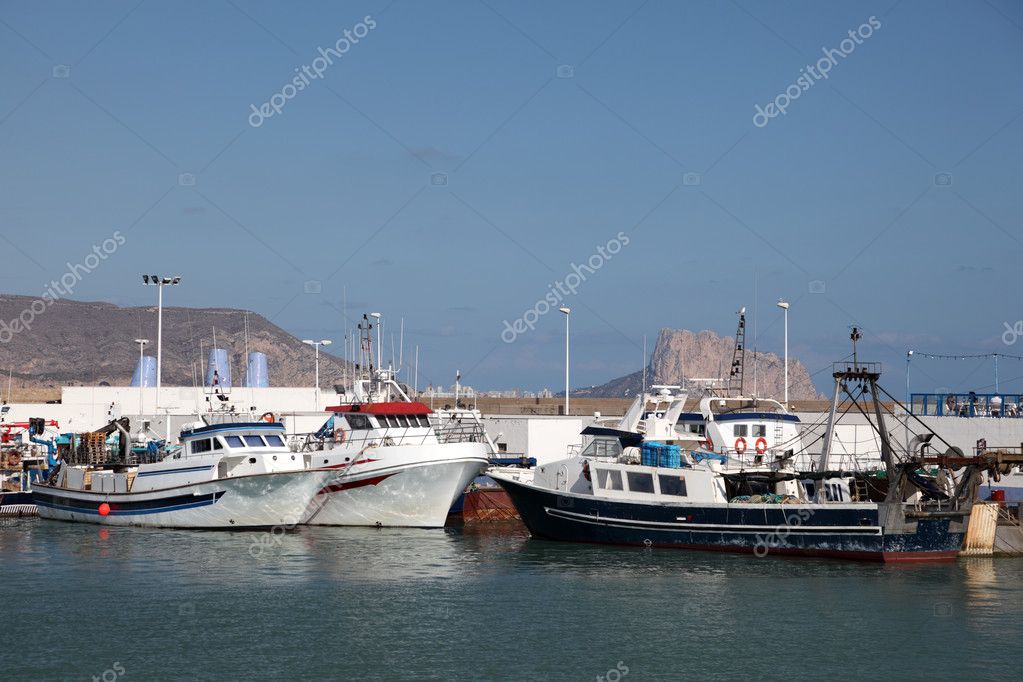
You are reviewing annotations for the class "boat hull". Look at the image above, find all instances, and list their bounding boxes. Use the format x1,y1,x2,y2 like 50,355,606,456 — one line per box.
494,476,966,563
32,470,333,529
304,452,487,528
0,491,37,517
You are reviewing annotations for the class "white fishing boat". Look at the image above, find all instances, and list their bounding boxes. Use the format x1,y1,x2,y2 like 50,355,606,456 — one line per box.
33,419,333,528
295,314,488,527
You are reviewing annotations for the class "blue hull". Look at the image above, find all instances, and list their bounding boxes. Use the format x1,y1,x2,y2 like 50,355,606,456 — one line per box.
495,478,966,563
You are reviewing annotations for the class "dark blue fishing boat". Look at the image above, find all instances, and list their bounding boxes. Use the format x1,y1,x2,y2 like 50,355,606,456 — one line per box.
494,335,978,563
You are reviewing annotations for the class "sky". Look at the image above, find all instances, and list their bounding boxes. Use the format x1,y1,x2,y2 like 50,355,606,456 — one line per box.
1,0,1022,397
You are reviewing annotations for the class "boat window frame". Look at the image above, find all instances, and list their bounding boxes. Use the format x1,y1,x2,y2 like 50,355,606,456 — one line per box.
243,435,267,447
224,435,244,448
658,474,688,496
264,434,285,447
752,424,767,437
626,471,655,494
190,438,212,454
596,467,624,491
733,424,748,437
345,414,372,430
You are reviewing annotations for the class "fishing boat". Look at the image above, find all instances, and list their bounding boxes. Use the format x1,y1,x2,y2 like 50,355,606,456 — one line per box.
32,418,333,528
295,315,489,527
493,328,977,562
0,416,61,517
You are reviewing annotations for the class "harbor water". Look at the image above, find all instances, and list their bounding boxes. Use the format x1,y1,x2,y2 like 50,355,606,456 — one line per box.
2,519,1022,680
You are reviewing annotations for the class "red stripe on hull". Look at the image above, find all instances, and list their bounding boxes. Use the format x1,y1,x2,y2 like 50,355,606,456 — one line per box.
318,473,396,495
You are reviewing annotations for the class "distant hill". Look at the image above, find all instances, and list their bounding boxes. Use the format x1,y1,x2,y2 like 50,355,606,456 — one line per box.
573,327,823,400
0,295,351,389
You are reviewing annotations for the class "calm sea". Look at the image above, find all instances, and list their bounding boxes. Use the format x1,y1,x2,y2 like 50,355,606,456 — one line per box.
2,518,1022,681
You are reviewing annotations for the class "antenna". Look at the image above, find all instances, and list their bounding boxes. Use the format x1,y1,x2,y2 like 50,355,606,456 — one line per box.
414,345,419,396
342,287,348,389
398,317,404,375
851,326,863,369
638,335,646,396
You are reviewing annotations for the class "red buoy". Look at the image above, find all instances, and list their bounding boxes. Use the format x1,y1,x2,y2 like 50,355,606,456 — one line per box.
98,502,110,516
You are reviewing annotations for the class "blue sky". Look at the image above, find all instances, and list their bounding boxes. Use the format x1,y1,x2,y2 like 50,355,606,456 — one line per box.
1,0,1022,396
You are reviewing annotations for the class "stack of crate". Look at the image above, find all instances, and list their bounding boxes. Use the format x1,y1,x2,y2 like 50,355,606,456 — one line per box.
77,432,107,465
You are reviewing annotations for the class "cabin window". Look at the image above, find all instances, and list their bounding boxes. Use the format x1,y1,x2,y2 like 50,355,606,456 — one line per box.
211,438,223,450
225,436,244,448
658,474,688,496
497,442,508,453
346,414,372,430
753,425,767,437
596,468,623,491
582,438,622,459
626,471,655,493
420,415,432,427
243,435,266,447
191,438,212,454
265,435,285,447
733,425,748,437
396,415,410,428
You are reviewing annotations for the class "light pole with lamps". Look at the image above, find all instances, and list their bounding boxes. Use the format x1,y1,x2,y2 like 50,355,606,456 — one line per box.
134,338,149,422
776,299,789,407
142,275,181,408
559,307,570,415
302,339,332,408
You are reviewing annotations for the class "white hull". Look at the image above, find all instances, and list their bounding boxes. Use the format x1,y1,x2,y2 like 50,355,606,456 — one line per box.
304,449,487,528
34,470,333,529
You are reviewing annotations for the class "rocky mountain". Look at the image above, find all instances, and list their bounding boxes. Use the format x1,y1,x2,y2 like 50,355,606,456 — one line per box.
0,295,351,389
574,327,823,400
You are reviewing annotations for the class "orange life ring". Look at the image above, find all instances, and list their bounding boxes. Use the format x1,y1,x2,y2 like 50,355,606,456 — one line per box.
333,428,346,444
734,437,747,454
755,437,768,455
261,412,276,423
703,435,714,452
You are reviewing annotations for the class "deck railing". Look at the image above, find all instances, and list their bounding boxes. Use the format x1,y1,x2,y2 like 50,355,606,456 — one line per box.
911,392,1023,418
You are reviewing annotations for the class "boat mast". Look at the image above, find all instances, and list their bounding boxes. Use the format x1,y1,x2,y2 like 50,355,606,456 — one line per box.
727,307,746,397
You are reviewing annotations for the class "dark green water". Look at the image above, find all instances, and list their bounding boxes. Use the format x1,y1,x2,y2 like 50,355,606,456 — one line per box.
2,518,1022,681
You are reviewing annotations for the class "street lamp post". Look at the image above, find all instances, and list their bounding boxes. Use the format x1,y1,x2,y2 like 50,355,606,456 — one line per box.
303,339,332,409
142,275,181,409
134,338,149,422
777,300,789,407
559,307,570,415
